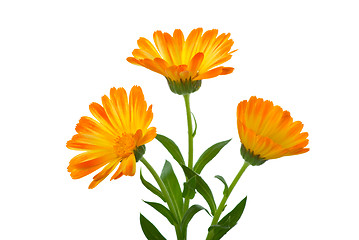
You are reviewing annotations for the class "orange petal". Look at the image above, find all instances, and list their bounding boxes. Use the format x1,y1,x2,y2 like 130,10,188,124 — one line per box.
133,129,143,143
132,49,155,59
199,29,218,53
165,65,179,81
164,32,181,65
89,102,116,135
207,55,232,70
127,57,142,66
70,153,114,170
66,134,110,151
137,37,160,58
138,127,157,146
75,116,112,138
194,67,223,80
122,154,136,176
188,52,204,74
154,58,170,73
142,59,166,75
182,28,203,63
173,29,184,55
89,160,120,189
68,152,111,179
220,67,234,75
153,31,172,64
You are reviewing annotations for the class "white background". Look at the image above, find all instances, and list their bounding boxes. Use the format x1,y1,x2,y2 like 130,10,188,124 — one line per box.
1,0,358,239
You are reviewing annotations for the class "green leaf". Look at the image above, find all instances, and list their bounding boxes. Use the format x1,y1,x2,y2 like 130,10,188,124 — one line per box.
143,201,177,225
156,134,185,166
191,112,197,137
182,176,197,199
140,169,166,203
214,175,229,197
180,205,210,239
140,214,167,240
160,160,184,218
208,197,247,240
181,165,216,215
194,139,231,174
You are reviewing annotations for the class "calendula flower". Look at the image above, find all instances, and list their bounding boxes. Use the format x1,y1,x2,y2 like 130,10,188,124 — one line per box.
237,96,309,166
127,28,235,95
67,86,156,189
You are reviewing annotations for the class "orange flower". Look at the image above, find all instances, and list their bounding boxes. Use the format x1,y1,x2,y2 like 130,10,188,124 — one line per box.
127,28,235,94
67,86,156,188
237,96,309,165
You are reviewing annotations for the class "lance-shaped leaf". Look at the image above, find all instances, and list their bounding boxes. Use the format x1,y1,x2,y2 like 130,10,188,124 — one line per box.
156,134,185,166
140,169,166,203
140,214,167,240
208,196,247,240
180,204,210,239
181,165,216,215
214,175,229,197
182,176,197,199
144,201,177,225
160,160,184,219
194,139,231,174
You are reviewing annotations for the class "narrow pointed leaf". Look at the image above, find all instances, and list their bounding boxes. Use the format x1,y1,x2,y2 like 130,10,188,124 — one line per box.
194,139,231,174
144,201,177,225
156,134,185,166
160,160,183,218
214,175,229,197
181,165,216,215
140,214,167,240
208,196,247,240
180,204,210,239
182,176,197,199
140,169,166,203
191,112,197,137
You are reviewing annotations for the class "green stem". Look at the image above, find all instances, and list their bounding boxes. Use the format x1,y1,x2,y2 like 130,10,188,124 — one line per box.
183,94,194,169
183,94,194,213
206,161,250,240
140,157,183,239
175,225,183,240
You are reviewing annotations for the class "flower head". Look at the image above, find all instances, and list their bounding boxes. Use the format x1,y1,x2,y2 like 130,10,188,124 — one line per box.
127,28,235,94
67,86,156,188
237,96,309,166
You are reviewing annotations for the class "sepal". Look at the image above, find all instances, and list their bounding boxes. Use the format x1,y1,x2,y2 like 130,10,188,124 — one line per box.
240,144,266,166
134,145,146,162
166,77,202,95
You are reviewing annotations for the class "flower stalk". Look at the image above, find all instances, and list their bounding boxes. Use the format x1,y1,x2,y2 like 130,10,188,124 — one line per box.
206,161,250,240
183,94,194,213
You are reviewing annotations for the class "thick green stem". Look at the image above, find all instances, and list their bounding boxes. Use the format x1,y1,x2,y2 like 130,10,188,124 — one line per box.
140,157,183,239
183,94,194,213
206,161,250,240
175,225,183,240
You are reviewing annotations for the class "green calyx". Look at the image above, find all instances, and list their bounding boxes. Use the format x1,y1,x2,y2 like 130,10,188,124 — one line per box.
240,144,266,166
134,145,146,162
166,78,202,95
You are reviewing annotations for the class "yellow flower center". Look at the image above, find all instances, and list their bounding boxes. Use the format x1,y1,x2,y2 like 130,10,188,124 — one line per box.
113,133,136,158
